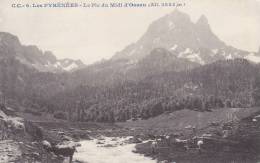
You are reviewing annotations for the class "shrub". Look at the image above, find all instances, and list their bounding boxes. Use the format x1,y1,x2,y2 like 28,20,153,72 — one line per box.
53,112,67,120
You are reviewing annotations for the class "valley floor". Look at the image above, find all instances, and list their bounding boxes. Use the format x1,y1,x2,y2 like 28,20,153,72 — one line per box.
1,107,260,163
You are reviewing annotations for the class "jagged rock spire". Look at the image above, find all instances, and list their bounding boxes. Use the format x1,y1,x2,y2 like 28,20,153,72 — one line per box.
196,14,210,30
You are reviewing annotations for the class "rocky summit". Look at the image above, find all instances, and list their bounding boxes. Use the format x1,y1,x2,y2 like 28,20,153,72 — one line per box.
112,10,258,65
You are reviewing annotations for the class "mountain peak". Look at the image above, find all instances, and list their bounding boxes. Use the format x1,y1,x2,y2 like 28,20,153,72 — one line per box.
0,32,20,43
0,32,22,58
112,11,248,64
0,32,21,45
170,9,187,16
196,15,210,29
168,9,192,23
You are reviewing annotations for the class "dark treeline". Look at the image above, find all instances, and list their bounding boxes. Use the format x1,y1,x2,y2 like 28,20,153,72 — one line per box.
44,59,260,122
0,58,260,122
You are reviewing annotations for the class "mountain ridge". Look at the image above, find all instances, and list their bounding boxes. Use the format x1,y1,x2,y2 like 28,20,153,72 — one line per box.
0,32,85,73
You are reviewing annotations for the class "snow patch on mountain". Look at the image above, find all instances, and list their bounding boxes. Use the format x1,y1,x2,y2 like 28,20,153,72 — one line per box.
53,60,81,72
63,62,79,71
245,53,260,63
184,48,192,54
54,61,61,68
212,49,218,54
170,44,178,51
226,54,233,60
186,53,205,65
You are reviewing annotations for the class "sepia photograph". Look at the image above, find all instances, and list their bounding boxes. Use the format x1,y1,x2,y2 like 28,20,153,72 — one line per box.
0,0,260,162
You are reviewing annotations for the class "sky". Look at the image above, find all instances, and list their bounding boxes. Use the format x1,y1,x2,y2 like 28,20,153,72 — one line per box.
0,0,259,64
